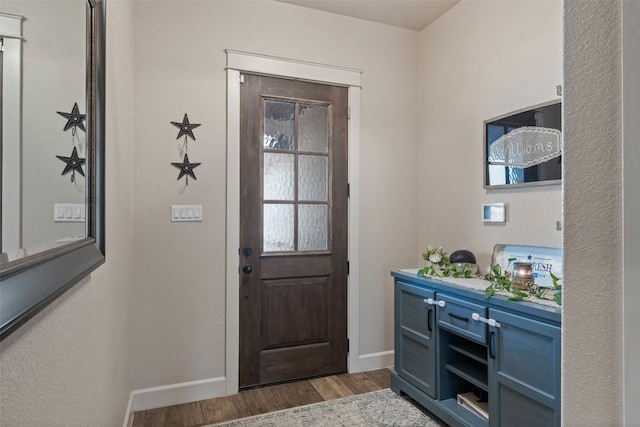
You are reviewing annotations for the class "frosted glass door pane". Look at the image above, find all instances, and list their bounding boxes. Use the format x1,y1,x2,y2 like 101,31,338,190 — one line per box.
264,204,295,252
298,155,328,201
298,204,328,251
264,100,295,150
264,153,294,200
299,104,328,153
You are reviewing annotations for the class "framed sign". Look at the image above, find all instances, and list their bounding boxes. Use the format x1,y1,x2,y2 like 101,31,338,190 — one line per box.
491,244,562,288
484,100,562,189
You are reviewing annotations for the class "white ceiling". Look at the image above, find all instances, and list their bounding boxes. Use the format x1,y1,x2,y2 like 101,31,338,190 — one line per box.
274,0,460,32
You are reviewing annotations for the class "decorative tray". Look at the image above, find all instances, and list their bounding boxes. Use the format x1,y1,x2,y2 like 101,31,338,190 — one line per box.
491,244,562,288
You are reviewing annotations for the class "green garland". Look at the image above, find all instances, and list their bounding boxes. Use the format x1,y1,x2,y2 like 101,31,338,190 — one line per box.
418,263,478,279
418,247,562,306
484,257,562,305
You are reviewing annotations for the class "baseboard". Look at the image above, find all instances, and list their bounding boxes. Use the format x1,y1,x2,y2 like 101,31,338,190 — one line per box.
127,352,391,414
123,391,134,427
131,376,227,411
355,350,394,373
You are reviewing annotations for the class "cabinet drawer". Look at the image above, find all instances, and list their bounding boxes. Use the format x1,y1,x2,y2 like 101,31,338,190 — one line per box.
437,294,487,344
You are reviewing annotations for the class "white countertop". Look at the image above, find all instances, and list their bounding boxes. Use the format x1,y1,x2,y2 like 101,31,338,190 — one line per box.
397,268,561,309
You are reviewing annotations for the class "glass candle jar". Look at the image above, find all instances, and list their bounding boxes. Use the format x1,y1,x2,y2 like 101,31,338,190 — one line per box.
511,262,534,291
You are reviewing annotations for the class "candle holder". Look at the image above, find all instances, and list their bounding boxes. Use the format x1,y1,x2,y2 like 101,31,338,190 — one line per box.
511,262,534,291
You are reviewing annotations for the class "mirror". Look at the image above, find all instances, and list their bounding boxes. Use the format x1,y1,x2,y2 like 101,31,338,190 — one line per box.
484,100,562,189
0,0,105,340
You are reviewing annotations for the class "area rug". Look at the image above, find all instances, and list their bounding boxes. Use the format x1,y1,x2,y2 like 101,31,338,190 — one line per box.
206,389,445,427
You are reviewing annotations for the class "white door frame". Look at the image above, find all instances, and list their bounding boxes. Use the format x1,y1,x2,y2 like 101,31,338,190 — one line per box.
225,50,362,394
1,13,24,255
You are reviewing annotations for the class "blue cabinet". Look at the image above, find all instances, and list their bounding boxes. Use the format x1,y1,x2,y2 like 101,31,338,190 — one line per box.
394,281,437,398
488,309,561,427
390,271,561,427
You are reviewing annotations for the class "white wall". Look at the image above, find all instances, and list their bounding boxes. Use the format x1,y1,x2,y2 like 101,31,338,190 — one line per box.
564,0,623,425
417,0,563,271
131,0,419,392
2,1,86,253
0,1,136,425
623,0,640,424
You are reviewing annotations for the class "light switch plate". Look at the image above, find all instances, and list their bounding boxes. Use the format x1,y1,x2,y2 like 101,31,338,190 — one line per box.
171,205,203,222
54,203,85,222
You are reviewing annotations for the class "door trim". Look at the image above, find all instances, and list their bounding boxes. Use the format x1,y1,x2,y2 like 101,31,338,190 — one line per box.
1,13,24,253
225,50,361,395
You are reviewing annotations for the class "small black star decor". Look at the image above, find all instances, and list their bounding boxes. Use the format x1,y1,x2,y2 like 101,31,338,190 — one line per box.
56,146,86,182
57,102,86,134
171,153,201,185
55,102,86,184
170,113,202,186
171,113,201,142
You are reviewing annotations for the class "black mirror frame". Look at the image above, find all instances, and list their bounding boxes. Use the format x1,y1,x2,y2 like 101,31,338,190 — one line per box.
0,0,106,341
482,99,562,190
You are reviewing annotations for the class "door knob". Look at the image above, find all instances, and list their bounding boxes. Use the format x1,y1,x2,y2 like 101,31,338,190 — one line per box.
242,265,253,274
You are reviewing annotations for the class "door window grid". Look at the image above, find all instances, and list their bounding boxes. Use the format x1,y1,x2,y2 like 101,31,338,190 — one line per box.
262,99,330,253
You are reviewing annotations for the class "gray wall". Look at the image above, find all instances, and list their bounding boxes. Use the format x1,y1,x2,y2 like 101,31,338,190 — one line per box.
563,0,623,424
624,0,640,423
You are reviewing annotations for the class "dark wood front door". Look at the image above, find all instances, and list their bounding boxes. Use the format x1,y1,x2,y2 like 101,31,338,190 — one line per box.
239,73,348,388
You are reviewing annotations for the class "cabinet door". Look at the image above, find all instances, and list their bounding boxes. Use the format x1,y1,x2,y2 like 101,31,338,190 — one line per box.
395,281,437,398
488,309,561,427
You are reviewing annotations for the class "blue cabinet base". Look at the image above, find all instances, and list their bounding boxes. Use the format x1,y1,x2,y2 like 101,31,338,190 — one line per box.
391,371,488,427
391,270,561,427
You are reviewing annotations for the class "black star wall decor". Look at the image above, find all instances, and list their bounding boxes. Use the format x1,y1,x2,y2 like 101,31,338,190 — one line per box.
56,146,86,182
57,102,86,134
54,102,86,185
171,114,201,141
171,153,201,185
170,113,203,186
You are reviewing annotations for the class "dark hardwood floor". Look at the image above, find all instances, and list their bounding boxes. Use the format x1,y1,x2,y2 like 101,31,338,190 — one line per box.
132,368,392,427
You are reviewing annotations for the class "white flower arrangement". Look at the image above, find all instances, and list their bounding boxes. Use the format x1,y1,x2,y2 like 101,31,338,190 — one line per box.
428,253,442,264
418,246,451,277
